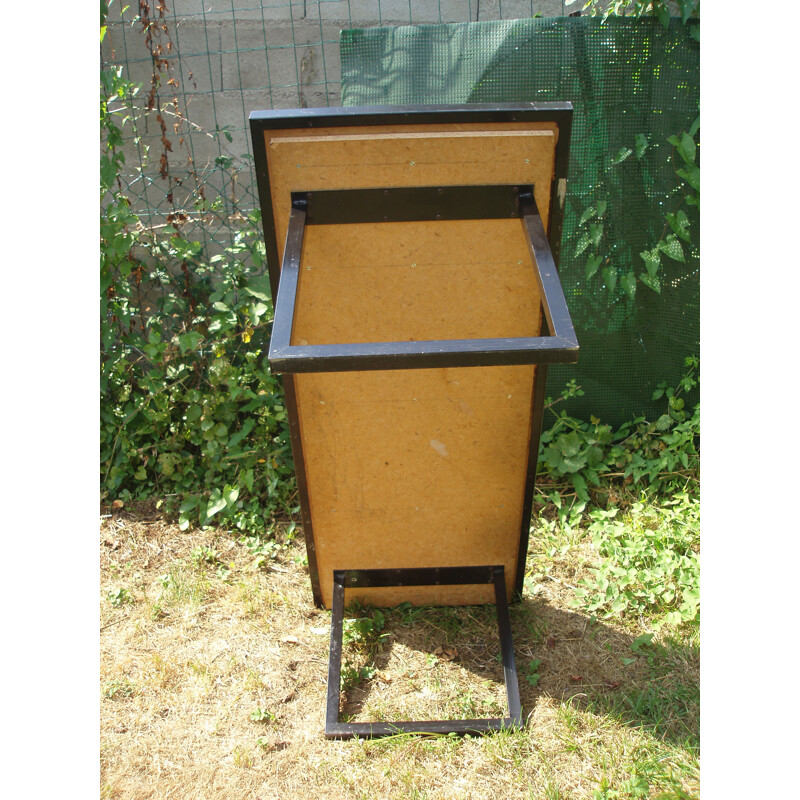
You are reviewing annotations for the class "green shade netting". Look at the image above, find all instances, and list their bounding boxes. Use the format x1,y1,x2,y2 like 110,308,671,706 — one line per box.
340,16,699,427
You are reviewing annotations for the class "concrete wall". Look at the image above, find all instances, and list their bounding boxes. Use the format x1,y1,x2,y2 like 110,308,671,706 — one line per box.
102,1,569,229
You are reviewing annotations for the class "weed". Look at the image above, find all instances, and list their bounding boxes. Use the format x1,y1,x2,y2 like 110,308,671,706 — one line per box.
341,664,378,693
524,658,543,688
571,492,699,627
107,587,132,607
191,545,232,580
103,678,136,700
593,773,650,799
539,358,699,505
245,533,283,569
232,745,252,768
342,604,387,653
250,707,276,723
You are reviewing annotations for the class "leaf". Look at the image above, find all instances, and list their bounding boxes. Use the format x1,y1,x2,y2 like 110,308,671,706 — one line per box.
574,232,591,257
578,206,596,227
639,248,660,277
602,266,617,294
223,484,240,507
634,133,648,159
585,254,603,280
572,473,590,503
677,132,696,164
611,147,632,165
595,200,607,218
654,414,674,431
666,210,691,243
688,114,700,139
677,163,700,191
639,273,660,294
655,3,671,28
658,235,685,263
206,489,227,519
620,271,637,300
556,431,582,458
180,496,199,513
227,419,255,451
178,331,204,353
589,223,603,246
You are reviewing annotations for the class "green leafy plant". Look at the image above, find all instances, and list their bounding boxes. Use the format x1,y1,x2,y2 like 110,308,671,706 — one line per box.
570,0,699,28
340,604,388,693
103,678,136,699
250,707,276,723
107,587,132,607
571,492,699,627
100,6,296,538
524,658,543,687
342,605,387,652
538,357,699,504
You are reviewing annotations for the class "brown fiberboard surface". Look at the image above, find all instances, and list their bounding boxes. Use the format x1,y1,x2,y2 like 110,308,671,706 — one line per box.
264,120,558,608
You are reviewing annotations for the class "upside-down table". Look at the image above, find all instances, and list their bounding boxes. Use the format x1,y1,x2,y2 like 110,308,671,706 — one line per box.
249,103,578,738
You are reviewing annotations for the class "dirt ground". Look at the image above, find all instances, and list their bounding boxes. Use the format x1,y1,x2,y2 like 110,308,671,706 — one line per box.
100,504,698,800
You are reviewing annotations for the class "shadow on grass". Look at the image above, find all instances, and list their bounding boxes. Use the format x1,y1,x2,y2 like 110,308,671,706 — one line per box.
337,596,698,752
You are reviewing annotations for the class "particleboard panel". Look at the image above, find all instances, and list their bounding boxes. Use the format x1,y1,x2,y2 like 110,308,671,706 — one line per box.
295,365,537,609
264,119,558,608
292,217,541,346
264,121,558,265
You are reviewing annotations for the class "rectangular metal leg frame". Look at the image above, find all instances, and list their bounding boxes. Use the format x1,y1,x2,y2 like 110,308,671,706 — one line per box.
325,565,523,740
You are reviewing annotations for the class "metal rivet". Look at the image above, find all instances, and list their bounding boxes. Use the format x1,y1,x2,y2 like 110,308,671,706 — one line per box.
409,160,415,166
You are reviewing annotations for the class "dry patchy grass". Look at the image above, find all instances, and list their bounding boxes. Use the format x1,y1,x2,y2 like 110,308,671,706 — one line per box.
100,505,698,800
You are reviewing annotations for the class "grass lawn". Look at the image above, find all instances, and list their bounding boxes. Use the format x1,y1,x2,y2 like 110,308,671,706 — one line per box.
100,494,699,800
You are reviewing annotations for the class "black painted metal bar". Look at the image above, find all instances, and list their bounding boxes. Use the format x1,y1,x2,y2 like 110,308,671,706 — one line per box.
520,191,578,347
270,334,578,374
301,184,522,225
324,565,522,740
343,565,495,589
493,566,523,726
249,102,573,134
269,202,307,357
268,183,578,374
326,572,346,729
249,103,574,300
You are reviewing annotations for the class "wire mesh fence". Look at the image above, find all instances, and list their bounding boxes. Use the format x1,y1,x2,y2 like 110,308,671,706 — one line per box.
101,1,569,256
101,1,698,425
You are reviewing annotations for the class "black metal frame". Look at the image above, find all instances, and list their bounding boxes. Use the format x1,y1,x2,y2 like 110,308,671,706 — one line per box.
325,566,522,740
250,103,573,302
248,104,575,606
268,184,578,374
